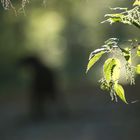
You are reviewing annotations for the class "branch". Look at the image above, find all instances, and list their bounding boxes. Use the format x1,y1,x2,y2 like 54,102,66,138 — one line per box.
102,6,140,30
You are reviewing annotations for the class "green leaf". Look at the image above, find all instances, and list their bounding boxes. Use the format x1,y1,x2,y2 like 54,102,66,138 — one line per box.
133,0,140,6
103,58,120,82
86,51,105,73
137,45,140,56
108,17,122,24
114,83,128,104
103,58,113,82
121,47,131,64
136,64,140,74
112,60,121,82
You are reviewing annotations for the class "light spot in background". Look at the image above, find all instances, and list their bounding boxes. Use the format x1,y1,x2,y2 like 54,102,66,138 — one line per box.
25,10,67,68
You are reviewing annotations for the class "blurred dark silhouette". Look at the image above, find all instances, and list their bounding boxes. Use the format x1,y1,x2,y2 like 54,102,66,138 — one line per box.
19,56,57,119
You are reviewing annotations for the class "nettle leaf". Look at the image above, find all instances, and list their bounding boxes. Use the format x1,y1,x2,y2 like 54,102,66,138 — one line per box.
136,64,140,74
133,0,140,6
137,45,140,56
86,51,105,73
112,61,121,82
103,58,113,82
88,48,107,60
103,58,120,82
114,83,128,104
101,14,124,24
104,38,119,49
121,48,131,64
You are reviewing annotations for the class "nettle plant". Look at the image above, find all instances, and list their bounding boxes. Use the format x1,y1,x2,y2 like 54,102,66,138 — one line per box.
86,0,140,104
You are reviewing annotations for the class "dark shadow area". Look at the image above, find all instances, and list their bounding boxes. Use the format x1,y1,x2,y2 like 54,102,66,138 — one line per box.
18,56,58,120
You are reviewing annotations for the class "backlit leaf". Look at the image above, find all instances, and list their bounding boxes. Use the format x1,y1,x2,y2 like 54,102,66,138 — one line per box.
136,64,140,74
86,51,105,73
133,0,140,6
114,83,128,104
137,45,140,56
112,60,121,82
103,58,120,82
